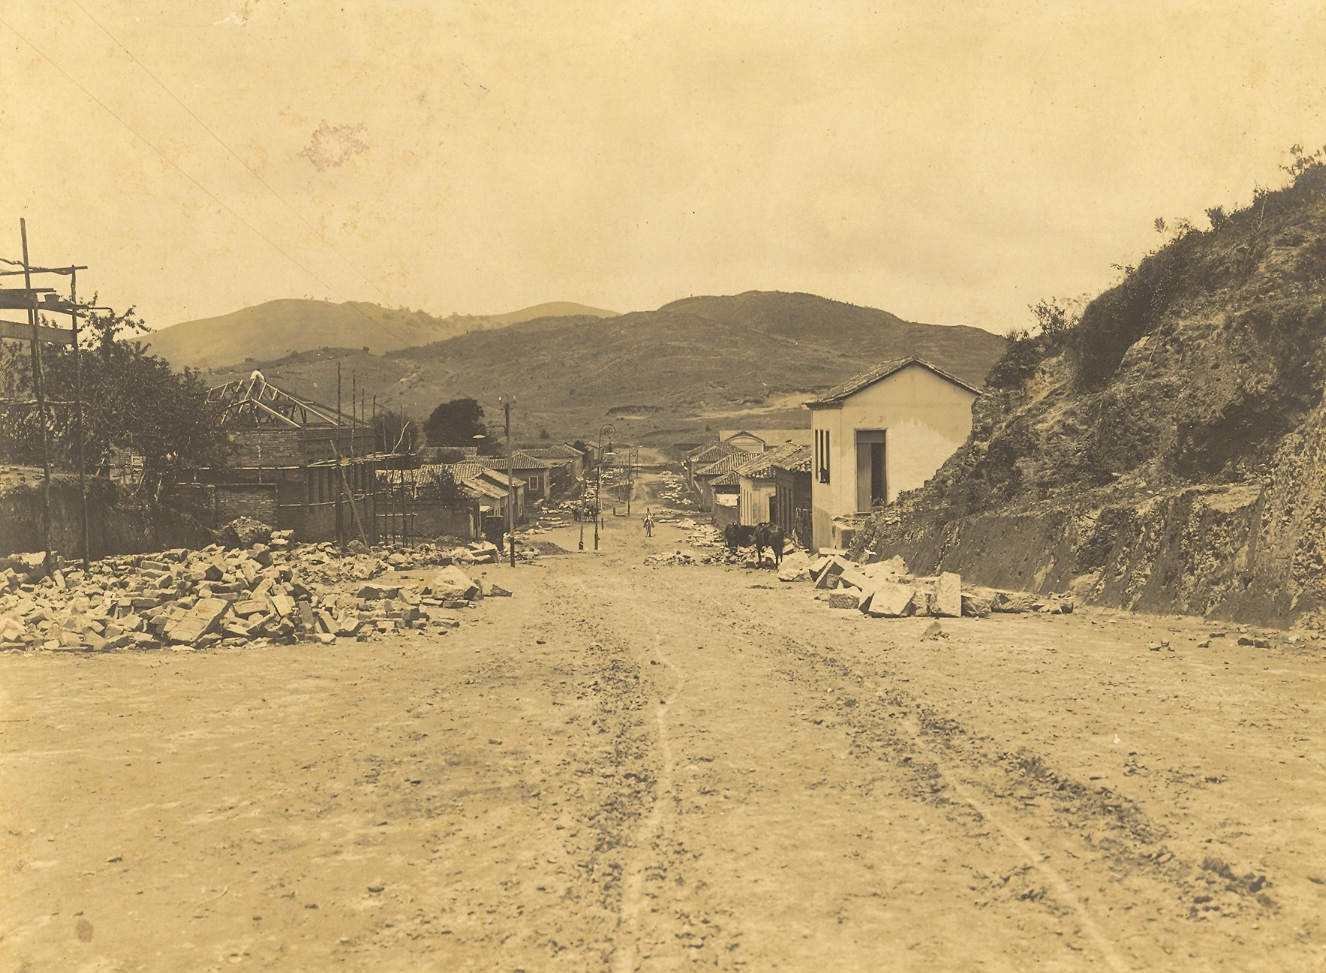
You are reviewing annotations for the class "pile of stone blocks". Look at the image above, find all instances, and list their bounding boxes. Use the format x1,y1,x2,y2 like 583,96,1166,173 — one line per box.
644,549,702,565
0,536,495,654
803,554,1074,618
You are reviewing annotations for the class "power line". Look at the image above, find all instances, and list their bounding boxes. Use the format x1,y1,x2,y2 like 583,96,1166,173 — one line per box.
0,11,395,336
67,0,395,311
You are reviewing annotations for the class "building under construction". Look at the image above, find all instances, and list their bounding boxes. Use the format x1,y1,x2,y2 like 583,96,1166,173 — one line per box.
177,371,383,546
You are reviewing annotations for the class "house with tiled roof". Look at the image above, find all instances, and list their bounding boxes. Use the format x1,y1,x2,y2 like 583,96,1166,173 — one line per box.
414,463,526,534
693,451,749,509
734,442,804,527
524,443,586,493
684,441,743,494
805,357,979,551
485,450,556,504
771,445,813,547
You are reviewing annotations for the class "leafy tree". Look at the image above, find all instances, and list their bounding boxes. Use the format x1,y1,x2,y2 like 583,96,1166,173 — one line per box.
985,328,1042,390
423,397,497,454
415,465,467,508
0,301,229,500
1029,299,1071,337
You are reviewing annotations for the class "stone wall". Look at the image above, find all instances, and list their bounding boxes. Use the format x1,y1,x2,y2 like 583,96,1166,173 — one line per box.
0,473,211,559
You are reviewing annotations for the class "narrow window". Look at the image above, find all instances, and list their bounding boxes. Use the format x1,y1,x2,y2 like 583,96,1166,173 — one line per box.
816,430,831,484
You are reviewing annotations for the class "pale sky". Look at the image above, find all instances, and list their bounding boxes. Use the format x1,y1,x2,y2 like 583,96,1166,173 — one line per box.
2,1,1323,335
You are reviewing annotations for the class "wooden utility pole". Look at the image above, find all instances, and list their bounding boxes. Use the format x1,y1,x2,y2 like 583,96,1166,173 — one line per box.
336,362,343,547
329,440,369,546
20,220,53,577
504,399,515,568
351,369,357,456
69,268,89,573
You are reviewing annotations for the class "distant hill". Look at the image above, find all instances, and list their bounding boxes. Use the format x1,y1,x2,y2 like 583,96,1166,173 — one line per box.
145,298,617,370
207,291,1006,443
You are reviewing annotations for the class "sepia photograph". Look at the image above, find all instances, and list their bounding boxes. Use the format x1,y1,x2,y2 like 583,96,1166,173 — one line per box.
1,2,1324,970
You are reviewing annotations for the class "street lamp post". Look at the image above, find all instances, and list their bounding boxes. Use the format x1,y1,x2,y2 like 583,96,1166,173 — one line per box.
595,423,615,551
501,398,515,568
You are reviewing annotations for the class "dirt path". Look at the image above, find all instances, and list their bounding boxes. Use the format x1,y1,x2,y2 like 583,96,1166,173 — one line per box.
2,505,1324,971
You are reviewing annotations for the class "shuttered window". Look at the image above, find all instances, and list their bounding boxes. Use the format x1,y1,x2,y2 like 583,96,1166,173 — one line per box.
815,429,831,484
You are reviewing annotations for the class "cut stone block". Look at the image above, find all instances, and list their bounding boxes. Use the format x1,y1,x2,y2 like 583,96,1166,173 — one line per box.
430,565,479,601
863,582,915,617
934,572,962,617
828,592,860,610
168,597,230,645
993,590,1037,613
961,590,994,617
837,568,871,591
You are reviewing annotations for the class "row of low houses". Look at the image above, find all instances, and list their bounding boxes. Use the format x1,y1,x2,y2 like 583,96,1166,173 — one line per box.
178,372,588,545
686,357,979,552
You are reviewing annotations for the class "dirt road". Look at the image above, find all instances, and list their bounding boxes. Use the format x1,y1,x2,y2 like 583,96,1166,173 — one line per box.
2,510,1324,971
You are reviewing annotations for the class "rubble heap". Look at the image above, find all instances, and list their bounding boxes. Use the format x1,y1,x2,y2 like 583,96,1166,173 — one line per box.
0,528,505,653
798,553,1074,618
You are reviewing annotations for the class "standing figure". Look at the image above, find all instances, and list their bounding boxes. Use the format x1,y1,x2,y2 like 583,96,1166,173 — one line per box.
643,509,655,537
483,516,506,555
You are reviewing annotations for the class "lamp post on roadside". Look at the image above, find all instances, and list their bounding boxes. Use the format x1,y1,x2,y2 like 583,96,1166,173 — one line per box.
499,397,516,568
578,467,586,551
595,423,614,551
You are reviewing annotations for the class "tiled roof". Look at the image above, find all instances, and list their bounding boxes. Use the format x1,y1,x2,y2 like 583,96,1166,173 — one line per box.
462,476,508,499
431,461,487,481
695,453,746,477
485,450,553,470
710,471,741,487
807,357,980,406
525,443,583,460
770,444,812,473
687,441,742,465
734,442,804,480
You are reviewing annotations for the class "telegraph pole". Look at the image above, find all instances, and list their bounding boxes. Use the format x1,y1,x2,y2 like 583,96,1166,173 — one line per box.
504,398,516,568
21,220,53,577
69,267,89,573
626,443,633,516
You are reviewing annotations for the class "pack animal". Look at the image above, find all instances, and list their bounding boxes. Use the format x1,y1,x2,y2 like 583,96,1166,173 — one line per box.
723,523,757,554
754,522,785,568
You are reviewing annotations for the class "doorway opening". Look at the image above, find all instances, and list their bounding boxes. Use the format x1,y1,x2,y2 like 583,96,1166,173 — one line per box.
855,430,886,511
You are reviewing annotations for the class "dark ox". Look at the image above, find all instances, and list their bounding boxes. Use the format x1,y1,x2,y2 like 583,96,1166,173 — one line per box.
724,521,786,568
754,522,785,568
723,522,757,553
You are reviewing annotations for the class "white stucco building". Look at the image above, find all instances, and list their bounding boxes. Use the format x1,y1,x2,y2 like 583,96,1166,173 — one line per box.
806,358,979,551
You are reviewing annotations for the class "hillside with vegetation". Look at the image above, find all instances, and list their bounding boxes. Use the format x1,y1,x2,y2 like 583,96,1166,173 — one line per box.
856,146,1326,627
205,291,1007,444
146,299,618,370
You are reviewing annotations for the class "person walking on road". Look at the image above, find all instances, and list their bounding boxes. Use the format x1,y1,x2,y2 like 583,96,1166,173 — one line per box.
643,508,655,537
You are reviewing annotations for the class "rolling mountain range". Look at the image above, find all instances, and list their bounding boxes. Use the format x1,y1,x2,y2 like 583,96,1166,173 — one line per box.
202,291,1007,443
145,299,618,370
